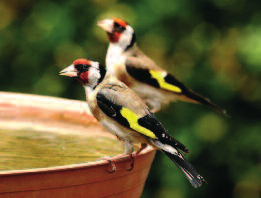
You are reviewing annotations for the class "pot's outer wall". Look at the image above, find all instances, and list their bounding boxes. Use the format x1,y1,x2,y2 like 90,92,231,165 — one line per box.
0,151,155,198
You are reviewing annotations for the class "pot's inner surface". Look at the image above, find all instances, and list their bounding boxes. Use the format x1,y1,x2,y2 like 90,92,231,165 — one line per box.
0,128,124,170
0,93,137,171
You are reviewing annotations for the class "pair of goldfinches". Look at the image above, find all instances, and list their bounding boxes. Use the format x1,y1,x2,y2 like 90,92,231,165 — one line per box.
60,18,226,188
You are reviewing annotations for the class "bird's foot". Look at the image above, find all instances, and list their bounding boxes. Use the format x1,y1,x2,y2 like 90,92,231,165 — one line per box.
126,144,148,171
101,156,117,173
136,143,148,156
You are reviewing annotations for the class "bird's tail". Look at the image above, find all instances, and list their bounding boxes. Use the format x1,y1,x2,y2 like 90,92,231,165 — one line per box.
162,150,206,188
182,88,228,116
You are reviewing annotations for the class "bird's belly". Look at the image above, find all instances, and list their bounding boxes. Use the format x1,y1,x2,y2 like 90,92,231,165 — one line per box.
99,118,150,144
132,82,177,103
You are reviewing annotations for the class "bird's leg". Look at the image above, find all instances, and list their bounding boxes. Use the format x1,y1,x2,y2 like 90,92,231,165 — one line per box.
124,141,134,154
99,135,127,173
103,134,131,173
124,141,135,171
127,153,135,172
135,143,148,156
126,143,147,172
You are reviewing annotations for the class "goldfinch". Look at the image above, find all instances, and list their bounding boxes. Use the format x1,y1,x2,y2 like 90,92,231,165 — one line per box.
59,58,206,188
97,18,227,115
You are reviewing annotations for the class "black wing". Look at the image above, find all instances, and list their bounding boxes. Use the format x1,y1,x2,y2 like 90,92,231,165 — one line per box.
96,92,130,128
138,113,189,154
126,59,227,115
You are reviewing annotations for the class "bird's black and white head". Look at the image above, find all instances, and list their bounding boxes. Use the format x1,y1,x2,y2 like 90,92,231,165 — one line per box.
59,58,106,89
97,18,136,51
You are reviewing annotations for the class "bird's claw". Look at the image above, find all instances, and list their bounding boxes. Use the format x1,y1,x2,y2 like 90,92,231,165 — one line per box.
107,159,117,173
126,144,147,171
102,157,117,173
126,153,134,171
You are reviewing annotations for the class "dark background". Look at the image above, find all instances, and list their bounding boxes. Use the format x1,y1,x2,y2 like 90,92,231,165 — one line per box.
1,0,261,197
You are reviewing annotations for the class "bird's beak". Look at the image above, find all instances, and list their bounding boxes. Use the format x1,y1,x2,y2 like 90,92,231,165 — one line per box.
97,19,114,33
59,64,78,77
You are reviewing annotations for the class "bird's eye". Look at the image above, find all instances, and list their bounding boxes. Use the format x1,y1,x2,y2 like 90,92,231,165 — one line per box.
83,64,89,70
75,64,89,72
114,22,125,32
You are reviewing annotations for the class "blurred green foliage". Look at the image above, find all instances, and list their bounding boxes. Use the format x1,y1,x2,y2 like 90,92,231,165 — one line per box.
1,0,261,197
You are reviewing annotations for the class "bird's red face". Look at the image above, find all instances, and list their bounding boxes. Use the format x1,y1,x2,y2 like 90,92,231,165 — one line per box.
60,59,92,85
97,18,128,43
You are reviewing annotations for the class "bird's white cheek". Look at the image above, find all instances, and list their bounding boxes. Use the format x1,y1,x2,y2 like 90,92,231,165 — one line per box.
88,68,101,86
118,26,134,47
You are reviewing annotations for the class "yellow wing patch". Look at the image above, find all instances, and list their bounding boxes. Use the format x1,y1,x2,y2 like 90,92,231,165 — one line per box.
150,70,182,93
120,108,157,139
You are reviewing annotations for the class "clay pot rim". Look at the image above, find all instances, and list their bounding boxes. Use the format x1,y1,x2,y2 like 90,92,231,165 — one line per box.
0,146,154,176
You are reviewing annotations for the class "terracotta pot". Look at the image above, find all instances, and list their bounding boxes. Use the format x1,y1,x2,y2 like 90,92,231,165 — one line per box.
0,92,156,198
